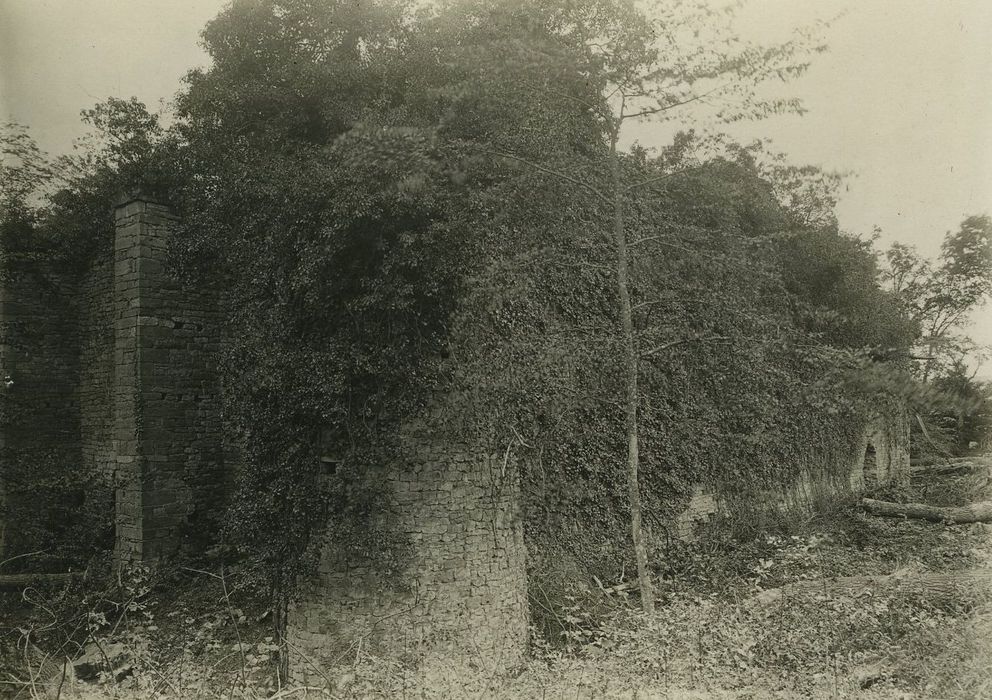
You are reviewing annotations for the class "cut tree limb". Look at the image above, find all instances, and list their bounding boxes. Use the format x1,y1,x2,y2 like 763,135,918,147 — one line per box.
0,572,78,589
911,462,989,478
861,498,992,524
751,569,992,607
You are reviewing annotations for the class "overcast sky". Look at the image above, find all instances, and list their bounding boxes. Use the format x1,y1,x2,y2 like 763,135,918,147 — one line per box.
2,0,990,365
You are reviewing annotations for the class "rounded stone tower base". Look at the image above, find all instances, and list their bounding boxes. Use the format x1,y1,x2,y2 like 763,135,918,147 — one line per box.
287,437,528,683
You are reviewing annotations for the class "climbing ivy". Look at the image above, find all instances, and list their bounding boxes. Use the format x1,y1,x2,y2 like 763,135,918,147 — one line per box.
1,0,917,611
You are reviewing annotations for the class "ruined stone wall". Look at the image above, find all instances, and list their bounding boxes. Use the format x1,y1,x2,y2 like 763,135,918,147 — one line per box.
850,405,911,492
288,435,528,681
1,192,528,669
112,197,226,561
672,403,911,540
672,484,719,541
0,197,227,562
0,262,81,555
1,193,914,680
78,256,116,484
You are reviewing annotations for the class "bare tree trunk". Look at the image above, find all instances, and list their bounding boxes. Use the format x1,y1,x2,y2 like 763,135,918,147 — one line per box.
610,129,654,613
273,579,290,686
922,335,936,383
862,497,992,523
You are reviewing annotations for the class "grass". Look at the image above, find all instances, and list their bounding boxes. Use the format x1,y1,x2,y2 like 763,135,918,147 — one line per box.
3,472,990,698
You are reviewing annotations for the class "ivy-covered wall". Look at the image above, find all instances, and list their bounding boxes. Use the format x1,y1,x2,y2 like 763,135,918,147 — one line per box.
671,402,911,540
0,195,911,676
0,260,81,557
0,195,227,563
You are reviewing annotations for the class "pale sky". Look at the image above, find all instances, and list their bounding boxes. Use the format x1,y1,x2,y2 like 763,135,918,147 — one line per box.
1,0,990,367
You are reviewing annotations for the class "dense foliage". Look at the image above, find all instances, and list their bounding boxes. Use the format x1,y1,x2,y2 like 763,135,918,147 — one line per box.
1,0,934,606
880,216,992,455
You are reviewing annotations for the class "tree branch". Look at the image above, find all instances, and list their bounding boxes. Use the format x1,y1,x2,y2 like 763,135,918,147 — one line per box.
470,146,610,203
640,334,729,358
619,82,730,122
625,163,707,193
520,81,609,121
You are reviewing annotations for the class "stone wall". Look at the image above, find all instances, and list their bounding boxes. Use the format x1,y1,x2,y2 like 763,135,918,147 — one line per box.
0,261,81,555
671,404,911,540
288,433,529,681
2,197,530,676
673,484,718,540
79,256,116,486
850,406,911,492
0,196,226,562
0,194,913,682
112,197,226,561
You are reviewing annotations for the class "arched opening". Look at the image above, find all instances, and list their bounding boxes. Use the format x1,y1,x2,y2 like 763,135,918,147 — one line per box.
863,444,878,489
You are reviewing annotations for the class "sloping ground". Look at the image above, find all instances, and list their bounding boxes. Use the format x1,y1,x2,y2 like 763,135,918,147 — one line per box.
331,476,992,699
899,530,992,699
4,467,992,699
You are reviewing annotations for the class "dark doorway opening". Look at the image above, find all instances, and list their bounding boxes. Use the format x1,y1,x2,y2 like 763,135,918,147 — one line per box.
863,444,878,489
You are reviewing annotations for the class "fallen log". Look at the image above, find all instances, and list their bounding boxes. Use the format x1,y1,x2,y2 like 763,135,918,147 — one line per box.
0,572,78,589
910,457,947,468
911,461,990,478
949,455,992,463
861,497,992,524
751,569,992,607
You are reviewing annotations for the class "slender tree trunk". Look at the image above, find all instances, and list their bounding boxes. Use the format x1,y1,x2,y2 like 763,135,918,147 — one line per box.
610,130,654,613
273,577,290,685
922,335,936,382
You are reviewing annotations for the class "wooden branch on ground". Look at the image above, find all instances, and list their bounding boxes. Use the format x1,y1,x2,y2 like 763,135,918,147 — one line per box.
0,572,78,589
751,569,992,607
861,497,992,524
912,456,991,469
910,461,990,478
948,456,992,464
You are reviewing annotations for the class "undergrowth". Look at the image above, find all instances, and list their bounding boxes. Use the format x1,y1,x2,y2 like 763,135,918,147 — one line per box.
3,474,989,699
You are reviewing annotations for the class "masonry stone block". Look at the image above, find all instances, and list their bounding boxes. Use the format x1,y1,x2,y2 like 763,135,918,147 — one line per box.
669,402,912,541
287,438,529,682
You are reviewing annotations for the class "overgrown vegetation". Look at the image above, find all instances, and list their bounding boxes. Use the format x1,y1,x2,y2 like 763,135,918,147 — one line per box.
2,0,991,695
3,464,989,698
2,0,915,597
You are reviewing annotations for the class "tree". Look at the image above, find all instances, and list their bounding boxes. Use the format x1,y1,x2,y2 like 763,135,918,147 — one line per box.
0,124,55,212
931,361,991,453
436,0,829,612
881,217,992,455
168,0,847,613
2,99,167,272
885,215,992,380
